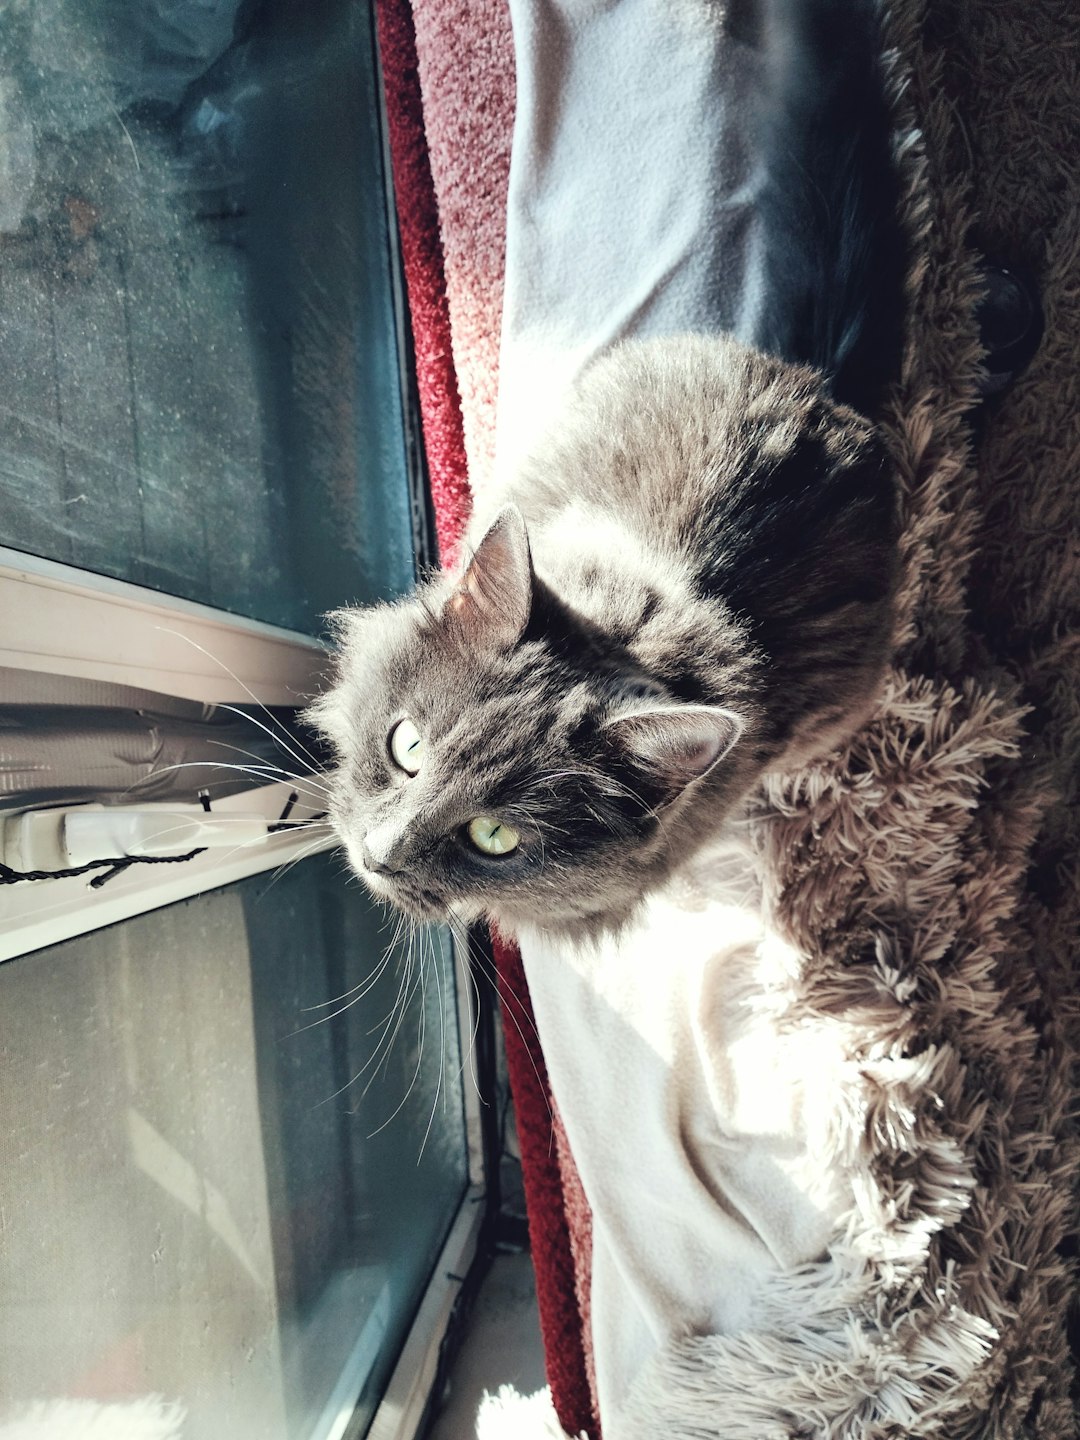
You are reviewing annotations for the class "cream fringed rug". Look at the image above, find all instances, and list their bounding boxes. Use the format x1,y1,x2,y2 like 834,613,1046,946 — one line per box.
391,0,1080,1434
0,1399,185,1439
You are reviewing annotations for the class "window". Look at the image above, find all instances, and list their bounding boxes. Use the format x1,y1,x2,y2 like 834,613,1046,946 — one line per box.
0,863,469,1440
0,4,483,1438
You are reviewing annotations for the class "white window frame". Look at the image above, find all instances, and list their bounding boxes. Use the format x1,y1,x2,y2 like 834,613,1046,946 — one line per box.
0,545,332,707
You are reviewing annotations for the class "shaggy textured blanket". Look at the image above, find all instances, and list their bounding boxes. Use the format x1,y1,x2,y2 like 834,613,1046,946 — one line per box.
376,0,1080,1435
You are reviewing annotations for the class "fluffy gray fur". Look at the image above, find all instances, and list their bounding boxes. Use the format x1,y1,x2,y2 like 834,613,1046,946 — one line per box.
308,335,896,937
306,338,898,938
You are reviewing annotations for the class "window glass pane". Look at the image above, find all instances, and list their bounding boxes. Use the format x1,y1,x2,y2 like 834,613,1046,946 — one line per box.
0,853,467,1440
0,0,415,633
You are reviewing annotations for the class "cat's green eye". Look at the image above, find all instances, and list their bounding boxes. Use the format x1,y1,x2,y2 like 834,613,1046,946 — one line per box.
388,717,425,775
467,815,520,856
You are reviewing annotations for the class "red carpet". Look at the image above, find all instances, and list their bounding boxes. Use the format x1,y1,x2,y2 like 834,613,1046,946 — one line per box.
373,0,472,569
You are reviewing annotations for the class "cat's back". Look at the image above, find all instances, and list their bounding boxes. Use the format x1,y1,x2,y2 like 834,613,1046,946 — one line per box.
501,333,883,594
503,336,763,545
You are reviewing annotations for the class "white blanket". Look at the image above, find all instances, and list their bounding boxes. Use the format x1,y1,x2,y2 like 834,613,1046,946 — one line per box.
516,848,855,1436
495,7,855,1431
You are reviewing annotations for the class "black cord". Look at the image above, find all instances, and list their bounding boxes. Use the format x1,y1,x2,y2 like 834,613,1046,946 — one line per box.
1,809,328,889
268,813,327,832
0,850,208,889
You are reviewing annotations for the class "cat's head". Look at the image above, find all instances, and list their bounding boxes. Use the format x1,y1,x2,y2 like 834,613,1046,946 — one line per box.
306,507,744,934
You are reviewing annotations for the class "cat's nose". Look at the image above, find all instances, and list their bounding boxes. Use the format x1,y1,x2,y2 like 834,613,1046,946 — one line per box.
362,821,408,875
361,837,403,876
361,842,394,875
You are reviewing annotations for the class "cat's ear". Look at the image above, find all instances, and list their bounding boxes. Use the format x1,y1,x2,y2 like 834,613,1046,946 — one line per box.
447,506,533,649
604,704,743,795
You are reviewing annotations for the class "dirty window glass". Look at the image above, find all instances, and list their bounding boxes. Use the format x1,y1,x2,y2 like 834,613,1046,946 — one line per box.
0,0,416,633
0,855,466,1440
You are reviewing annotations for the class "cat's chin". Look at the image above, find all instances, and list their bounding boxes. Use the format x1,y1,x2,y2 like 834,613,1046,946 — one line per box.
487,886,650,943
353,867,445,923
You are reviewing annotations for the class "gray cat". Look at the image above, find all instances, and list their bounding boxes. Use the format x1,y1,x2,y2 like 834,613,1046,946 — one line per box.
308,0,904,937
307,334,896,938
